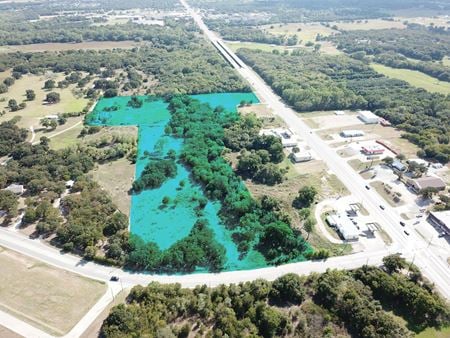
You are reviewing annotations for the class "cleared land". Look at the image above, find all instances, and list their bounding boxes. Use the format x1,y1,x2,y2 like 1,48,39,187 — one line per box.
0,73,88,133
372,63,450,95
263,23,336,43
0,246,106,336
0,41,144,53
330,19,406,30
90,157,135,216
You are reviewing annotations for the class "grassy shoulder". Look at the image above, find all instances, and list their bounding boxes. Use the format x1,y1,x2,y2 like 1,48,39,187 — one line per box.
0,246,106,336
371,63,450,95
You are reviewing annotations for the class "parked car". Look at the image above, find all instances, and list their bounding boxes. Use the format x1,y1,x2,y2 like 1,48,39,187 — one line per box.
365,185,370,190
379,205,385,210
110,276,119,282
400,221,406,227
438,232,447,238
404,230,410,236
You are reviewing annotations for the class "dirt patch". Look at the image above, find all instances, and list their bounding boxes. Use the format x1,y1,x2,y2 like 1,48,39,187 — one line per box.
0,325,22,338
370,181,405,207
0,246,106,336
238,103,287,128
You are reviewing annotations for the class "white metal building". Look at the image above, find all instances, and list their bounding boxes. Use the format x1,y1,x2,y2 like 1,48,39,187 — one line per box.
358,110,379,124
341,129,365,138
326,214,359,241
292,151,312,163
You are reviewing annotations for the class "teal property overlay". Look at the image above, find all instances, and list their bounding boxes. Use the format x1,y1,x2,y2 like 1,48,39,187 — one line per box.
86,93,269,271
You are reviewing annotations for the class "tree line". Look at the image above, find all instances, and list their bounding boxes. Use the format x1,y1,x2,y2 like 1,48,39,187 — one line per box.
100,254,450,338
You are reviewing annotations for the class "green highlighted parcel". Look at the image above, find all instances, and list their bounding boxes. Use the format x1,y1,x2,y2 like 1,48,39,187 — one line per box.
87,93,311,273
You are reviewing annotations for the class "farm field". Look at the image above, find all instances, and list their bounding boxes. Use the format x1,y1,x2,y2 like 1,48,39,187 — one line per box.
0,73,88,133
0,246,106,336
0,41,144,53
371,63,450,95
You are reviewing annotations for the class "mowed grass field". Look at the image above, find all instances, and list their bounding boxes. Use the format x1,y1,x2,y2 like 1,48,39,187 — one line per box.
415,326,450,338
372,63,450,95
0,246,106,336
0,72,88,136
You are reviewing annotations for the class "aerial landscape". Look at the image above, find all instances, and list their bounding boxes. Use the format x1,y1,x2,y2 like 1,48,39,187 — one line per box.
0,0,449,337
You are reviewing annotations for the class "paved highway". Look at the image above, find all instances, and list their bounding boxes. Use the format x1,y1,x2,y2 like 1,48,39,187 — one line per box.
181,0,450,298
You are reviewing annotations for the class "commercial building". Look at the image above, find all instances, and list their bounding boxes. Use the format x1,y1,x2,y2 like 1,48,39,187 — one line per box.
341,130,365,138
326,214,359,241
427,211,450,235
358,110,379,124
408,176,446,193
361,144,385,155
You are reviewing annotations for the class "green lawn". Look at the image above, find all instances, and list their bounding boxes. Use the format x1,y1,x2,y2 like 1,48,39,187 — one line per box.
371,63,450,95
415,326,450,338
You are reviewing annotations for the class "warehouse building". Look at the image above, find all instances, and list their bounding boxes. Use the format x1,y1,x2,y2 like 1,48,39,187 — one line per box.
341,129,365,138
358,110,379,124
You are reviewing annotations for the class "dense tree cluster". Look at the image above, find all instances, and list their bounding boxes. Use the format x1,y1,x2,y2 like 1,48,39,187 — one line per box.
56,177,128,254
101,256,450,337
0,16,196,46
132,158,177,193
238,48,450,163
0,0,180,14
167,96,309,264
224,113,286,185
0,118,28,156
330,25,450,61
127,219,226,273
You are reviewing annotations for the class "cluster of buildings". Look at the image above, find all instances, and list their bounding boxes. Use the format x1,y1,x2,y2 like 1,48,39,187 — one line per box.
260,128,312,163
